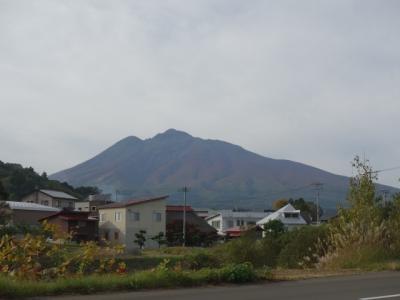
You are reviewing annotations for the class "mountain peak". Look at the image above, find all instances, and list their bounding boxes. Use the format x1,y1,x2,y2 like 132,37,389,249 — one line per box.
153,129,193,139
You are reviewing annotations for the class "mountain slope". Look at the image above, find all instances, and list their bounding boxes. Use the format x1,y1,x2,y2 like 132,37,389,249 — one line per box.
50,129,395,209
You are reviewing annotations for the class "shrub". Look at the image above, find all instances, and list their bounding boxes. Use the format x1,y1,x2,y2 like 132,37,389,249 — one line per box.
277,225,329,268
220,263,256,283
183,250,221,270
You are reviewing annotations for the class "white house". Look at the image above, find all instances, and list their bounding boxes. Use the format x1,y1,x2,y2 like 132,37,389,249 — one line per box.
256,204,307,232
206,210,270,236
98,196,167,251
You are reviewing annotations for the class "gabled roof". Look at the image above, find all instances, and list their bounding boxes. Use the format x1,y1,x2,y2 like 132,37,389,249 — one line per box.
166,205,193,212
6,201,61,212
40,189,78,200
206,210,269,221
98,195,168,210
39,210,96,222
256,204,307,226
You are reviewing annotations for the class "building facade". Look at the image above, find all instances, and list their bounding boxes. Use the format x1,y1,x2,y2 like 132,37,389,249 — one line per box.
256,204,307,233
206,210,269,236
21,189,78,210
6,201,60,226
98,196,167,251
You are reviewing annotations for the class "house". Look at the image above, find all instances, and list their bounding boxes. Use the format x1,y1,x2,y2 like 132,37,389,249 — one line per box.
98,196,168,251
192,207,218,219
206,210,269,236
75,199,114,217
21,189,78,210
39,211,98,242
166,205,218,246
5,201,60,226
256,204,307,232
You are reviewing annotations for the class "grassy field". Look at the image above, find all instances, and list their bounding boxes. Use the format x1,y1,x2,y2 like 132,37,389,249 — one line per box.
0,263,260,299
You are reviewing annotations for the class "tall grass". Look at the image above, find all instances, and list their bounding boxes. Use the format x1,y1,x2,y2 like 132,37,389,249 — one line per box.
0,263,259,299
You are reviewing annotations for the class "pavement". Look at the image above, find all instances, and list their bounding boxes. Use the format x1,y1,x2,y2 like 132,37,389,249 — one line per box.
35,271,400,300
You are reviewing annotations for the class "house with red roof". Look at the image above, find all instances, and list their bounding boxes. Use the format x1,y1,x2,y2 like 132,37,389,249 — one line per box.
98,196,168,251
166,205,217,246
39,210,98,242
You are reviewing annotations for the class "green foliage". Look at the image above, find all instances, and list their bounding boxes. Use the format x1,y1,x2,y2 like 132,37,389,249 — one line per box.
183,250,221,270
289,198,323,223
263,220,286,238
0,222,125,280
0,262,259,298
166,220,218,247
277,226,329,268
323,156,395,268
0,201,11,225
150,232,166,248
219,262,256,283
0,160,100,200
0,181,8,200
134,230,147,249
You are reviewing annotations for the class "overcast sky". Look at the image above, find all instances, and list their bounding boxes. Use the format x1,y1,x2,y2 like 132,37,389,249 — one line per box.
1,0,399,187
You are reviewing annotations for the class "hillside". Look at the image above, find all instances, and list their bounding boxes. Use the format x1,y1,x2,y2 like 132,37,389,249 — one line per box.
0,161,99,201
50,129,397,209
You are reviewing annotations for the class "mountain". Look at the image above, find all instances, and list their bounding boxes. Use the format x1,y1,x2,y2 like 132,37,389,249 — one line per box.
50,129,397,209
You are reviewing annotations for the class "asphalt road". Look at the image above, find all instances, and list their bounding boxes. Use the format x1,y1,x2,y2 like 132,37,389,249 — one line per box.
36,271,400,300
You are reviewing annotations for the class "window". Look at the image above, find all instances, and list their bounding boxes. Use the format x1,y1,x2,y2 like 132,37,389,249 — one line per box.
284,213,299,218
104,231,109,241
91,206,97,211
100,213,106,222
114,231,119,240
153,212,162,222
68,202,74,208
211,220,221,229
41,200,49,206
115,212,122,222
227,220,234,228
236,220,244,226
130,211,140,221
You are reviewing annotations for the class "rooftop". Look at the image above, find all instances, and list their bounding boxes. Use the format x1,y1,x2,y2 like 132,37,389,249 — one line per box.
40,189,78,200
5,201,61,212
99,195,169,209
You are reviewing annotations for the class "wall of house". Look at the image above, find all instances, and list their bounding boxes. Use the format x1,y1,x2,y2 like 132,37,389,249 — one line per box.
21,192,75,209
11,210,56,226
98,207,127,247
98,199,166,251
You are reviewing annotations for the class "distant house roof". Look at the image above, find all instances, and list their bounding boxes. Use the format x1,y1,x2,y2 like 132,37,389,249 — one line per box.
98,196,169,210
256,204,307,226
39,211,97,222
166,205,193,212
206,210,269,221
6,201,61,212
40,189,78,200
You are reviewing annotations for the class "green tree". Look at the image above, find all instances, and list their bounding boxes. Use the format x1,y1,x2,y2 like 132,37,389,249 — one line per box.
151,232,166,248
0,181,8,200
0,201,12,225
290,198,323,223
263,220,285,238
134,230,147,249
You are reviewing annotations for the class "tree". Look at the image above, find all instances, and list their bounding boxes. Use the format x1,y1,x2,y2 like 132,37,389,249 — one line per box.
134,230,147,249
0,201,12,225
263,220,285,238
0,181,8,200
151,232,166,248
272,198,289,210
289,198,323,223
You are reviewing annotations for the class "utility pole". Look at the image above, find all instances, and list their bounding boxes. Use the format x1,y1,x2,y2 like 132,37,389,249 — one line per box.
381,189,389,205
312,182,323,225
181,186,189,247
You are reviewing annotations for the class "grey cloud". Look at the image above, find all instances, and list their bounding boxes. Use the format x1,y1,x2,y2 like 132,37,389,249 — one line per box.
0,0,399,188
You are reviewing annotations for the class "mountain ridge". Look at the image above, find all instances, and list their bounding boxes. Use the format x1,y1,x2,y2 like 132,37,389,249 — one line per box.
50,129,397,209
